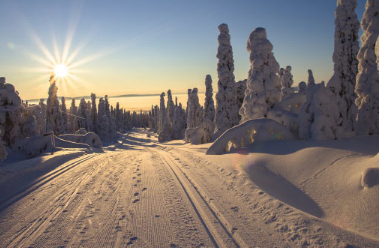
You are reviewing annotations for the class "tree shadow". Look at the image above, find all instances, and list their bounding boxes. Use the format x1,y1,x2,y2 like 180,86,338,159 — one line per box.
245,163,324,218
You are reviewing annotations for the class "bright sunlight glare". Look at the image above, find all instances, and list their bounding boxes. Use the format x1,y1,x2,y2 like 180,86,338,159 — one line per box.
54,64,68,78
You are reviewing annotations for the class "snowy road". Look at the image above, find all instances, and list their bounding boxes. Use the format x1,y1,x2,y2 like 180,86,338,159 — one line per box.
1,129,379,248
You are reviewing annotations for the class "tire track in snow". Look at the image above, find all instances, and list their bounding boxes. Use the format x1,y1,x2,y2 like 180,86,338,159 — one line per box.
153,148,249,248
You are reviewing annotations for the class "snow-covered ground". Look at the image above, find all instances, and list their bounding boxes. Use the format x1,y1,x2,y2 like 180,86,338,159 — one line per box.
1,128,379,247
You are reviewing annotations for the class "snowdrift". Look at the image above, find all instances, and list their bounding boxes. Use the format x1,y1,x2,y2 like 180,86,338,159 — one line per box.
58,132,102,148
206,119,295,155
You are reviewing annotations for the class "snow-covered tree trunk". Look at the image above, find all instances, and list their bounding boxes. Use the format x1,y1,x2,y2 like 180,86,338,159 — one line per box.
327,0,359,136
215,23,239,133
203,75,215,122
46,75,63,135
355,0,379,135
280,66,294,101
239,28,281,123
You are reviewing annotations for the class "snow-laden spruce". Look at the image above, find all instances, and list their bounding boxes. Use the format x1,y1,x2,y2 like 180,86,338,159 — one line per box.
61,97,68,134
91,93,98,133
186,88,202,129
298,82,340,140
355,0,379,135
203,75,215,122
307,69,316,89
167,89,175,124
215,23,239,133
235,79,247,121
158,92,171,142
280,66,294,101
239,28,280,123
327,0,359,136
46,75,64,135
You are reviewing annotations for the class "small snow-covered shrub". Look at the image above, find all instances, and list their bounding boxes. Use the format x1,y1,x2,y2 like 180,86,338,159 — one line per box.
185,119,214,145
206,119,295,155
267,107,299,136
15,134,55,158
58,132,102,148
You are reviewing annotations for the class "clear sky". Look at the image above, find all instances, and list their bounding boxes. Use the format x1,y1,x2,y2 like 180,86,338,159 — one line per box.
0,0,366,101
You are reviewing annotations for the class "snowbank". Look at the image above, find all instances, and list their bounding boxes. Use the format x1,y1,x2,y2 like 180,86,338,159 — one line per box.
206,119,295,155
58,132,102,148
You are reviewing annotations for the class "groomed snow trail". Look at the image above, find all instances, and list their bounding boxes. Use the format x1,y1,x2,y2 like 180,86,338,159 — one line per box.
1,129,379,248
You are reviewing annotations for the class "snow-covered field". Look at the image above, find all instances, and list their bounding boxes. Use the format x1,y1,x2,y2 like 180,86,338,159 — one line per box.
1,128,379,248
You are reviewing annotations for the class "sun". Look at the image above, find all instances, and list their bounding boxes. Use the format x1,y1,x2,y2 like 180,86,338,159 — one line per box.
54,64,68,78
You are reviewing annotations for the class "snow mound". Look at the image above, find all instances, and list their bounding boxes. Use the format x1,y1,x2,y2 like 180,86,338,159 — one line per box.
362,168,379,188
58,132,102,148
206,119,295,155
54,136,91,149
75,128,87,135
0,77,21,108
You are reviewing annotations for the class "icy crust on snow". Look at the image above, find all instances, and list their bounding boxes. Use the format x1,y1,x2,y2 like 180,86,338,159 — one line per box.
355,0,379,135
239,28,280,123
327,0,359,135
215,23,239,133
299,82,340,140
206,119,295,155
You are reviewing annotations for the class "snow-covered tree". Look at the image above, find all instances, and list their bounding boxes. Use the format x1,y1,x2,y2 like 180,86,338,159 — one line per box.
280,66,294,101
326,0,360,136
61,97,68,134
239,28,281,123
215,23,239,133
158,92,171,142
91,93,98,133
299,82,340,140
69,99,77,133
298,81,307,94
172,103,186,139
97,97,110,140
46,75,63,134
307,69,316,89
186,89,191,119
235,79,247,121
203,75,215,122
77,98,89,131
355,0,379,135
38,99,47,134
167,89,175,123
187,88,202,129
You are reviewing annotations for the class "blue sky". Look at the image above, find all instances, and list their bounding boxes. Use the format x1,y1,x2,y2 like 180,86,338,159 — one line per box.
0,0,366,100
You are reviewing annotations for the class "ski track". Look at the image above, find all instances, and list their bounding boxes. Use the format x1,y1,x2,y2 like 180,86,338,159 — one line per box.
1,129,379,248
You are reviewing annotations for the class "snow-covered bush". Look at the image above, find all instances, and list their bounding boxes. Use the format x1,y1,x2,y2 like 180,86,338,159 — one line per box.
277,92,306,115
298,82,340,140
22,115,38,138
215,23,239,133
327,0,359,136
58,132,102,148
267,107,299,136
203,75,215,122
280,66,294,101
298,81,307,94
15,133,55,158
355,0,379,135
206,119,295,155
239,28,280,123
185,119,214,145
